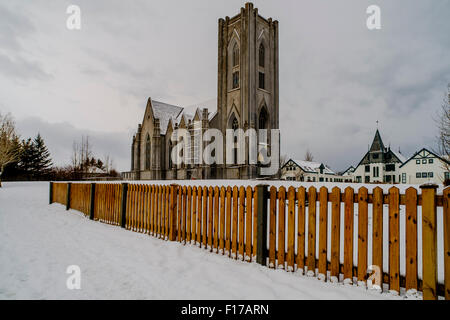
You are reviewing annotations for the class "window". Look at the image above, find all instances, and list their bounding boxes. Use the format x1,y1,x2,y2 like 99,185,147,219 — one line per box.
428,172,433,178
232,117,238,164
259,72,265,90
445,172,450,180
233,43,239,67
232,118,238,130
402,173,406,184
373,167,379,177
259,43,265,67
422,159,427,164
319,177,324,182
373,153,379,159
416,172,421,178
429,159,434,164
356,176,362,183
365,176,370,183
386,164,395,172
232,71,239,89
145,134,151,170
365,165,370,172
259,107,268,129
422,172,427,178
416,160,420,164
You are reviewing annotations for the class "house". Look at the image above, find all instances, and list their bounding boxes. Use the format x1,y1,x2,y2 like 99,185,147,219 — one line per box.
340,166,355,182
280,159,346,182
399,148,450,185
352,129,406,183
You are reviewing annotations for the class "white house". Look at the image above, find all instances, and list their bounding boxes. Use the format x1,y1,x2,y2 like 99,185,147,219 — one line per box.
340,166,355,182
352,130,406,184
280,159,346,182
399,148,450,185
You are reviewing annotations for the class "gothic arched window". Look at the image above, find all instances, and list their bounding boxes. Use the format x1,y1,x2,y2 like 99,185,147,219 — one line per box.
259,107,268,129
168,140,173,169
145,134,151,170
233,43,240,67
232,118,239,130
259,43,265,68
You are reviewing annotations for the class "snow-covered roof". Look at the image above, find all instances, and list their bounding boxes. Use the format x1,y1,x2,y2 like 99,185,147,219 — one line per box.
392,150,407,163
208,111,217,121
152,100,184,135
291,160,335,174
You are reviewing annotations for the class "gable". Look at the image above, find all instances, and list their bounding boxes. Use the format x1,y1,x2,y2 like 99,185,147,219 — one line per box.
400,148,450,168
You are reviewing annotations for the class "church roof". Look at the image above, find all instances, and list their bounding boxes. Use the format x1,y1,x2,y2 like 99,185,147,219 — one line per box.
151,100,184,135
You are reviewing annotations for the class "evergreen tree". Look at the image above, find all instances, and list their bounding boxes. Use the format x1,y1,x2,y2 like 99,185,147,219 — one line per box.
18,138,36,177
32,133,53,178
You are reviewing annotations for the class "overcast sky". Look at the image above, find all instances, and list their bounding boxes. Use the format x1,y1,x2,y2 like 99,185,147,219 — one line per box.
1,0,449,172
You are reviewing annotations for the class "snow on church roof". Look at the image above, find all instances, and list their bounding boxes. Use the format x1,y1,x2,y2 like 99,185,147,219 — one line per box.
151,100,184,135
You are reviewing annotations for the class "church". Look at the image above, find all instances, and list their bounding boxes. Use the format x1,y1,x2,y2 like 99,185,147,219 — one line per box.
123,3,280,181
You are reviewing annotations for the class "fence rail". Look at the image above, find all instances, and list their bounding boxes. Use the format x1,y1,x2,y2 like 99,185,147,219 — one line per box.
49,181,450,300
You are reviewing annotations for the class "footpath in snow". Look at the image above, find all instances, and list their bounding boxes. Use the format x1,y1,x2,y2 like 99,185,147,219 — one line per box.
0,182,405,300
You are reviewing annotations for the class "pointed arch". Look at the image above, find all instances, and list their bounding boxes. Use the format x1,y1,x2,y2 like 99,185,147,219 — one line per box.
258,103,269,130
259,43,265,68
233,42,240,67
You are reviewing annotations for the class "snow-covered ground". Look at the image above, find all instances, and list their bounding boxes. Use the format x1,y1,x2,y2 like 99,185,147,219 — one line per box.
0,182,408,300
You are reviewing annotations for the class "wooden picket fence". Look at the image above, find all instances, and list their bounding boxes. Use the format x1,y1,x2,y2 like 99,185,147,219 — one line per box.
94,183,122,225
51,182,68,206
70,183,91,216
50,182,450,300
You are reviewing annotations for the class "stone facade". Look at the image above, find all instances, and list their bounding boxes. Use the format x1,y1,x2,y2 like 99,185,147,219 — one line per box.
124,3,280,181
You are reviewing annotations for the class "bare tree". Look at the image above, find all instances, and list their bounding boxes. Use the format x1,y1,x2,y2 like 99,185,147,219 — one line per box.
436,84,450,174
304,149,314,162
71,135,92,174
0,113,20,187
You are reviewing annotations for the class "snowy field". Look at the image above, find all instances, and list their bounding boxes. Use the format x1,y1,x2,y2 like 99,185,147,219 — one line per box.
0,182,411,300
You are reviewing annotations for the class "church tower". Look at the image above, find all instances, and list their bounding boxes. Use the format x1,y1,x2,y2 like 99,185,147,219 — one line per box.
216,2,279,179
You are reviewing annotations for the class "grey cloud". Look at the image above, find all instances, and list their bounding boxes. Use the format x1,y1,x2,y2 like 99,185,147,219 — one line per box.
16,116,131,172
1,0,449,173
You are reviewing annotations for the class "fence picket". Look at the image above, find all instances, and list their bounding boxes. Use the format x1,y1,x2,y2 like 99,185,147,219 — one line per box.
389,187,400,293
296,187,306,272
318,187,328,279
405,187,418,293
307,186,317,275
287,187,296,272
232,186,238,259
269,186,277,268
245,186,253,262
278,186,286,269
343,187,354,283
357,187,368,285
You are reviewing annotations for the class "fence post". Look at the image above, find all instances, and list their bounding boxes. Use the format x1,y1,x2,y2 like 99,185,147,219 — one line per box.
120,183,128,228
256,184,269,266
169,184,178,241
66,183,71,210
49,182,53,204
89,183,96,220
420,183,438,300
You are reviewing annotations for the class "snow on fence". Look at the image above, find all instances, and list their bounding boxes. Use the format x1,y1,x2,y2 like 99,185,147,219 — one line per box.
49,182,450,300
